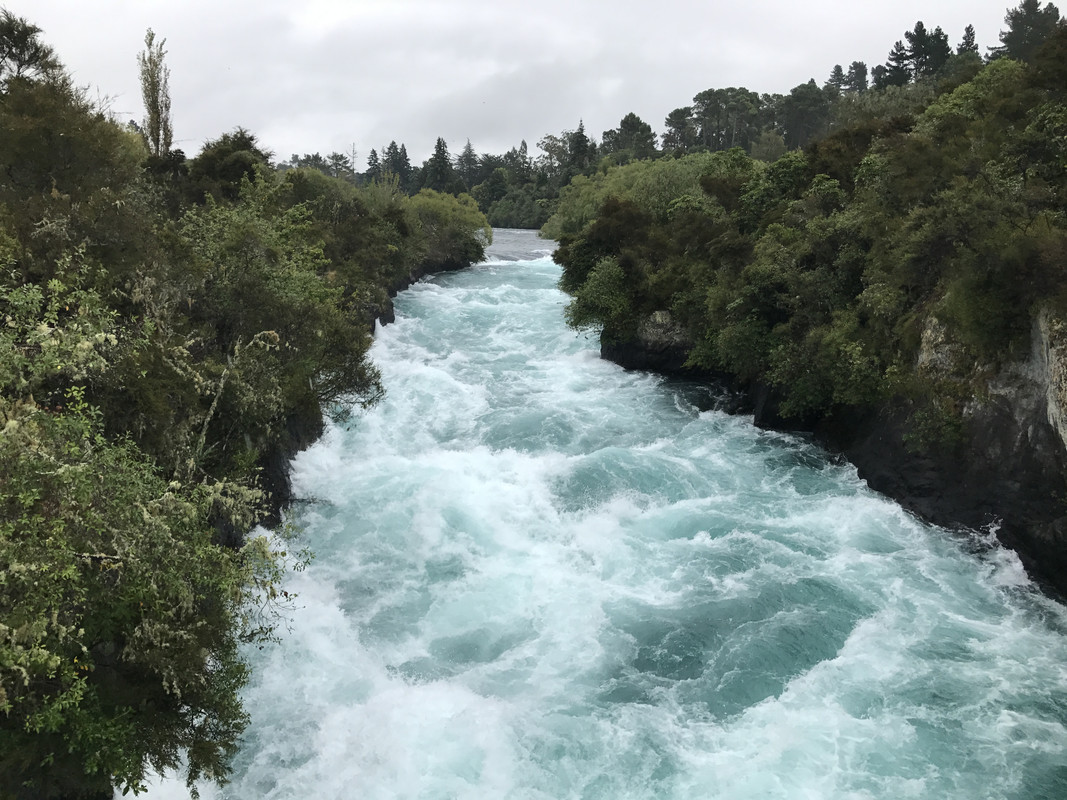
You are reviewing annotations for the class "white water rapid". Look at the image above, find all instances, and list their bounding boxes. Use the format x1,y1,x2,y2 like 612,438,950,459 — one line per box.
147,228,1067,799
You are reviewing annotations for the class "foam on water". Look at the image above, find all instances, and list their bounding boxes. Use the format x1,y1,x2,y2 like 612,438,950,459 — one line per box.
144,229,1067,799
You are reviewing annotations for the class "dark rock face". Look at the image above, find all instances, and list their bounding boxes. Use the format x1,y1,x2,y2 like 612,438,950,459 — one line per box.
377,300,396,326
601,312,695,374
600,311,1067,597
816,403,1067,596
256,403,326,530
385,260,470,300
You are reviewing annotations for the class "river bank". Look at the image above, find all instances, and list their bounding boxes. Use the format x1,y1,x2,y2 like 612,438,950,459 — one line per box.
600,311,1067,598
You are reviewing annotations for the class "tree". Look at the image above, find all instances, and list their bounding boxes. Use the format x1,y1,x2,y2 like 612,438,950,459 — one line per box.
758,92,785,133
662,106,697,154
0,75,147,282
693,88,727,149
871,64,889,90
535,132,568,181
454,139,478,190
502,140,531,183
326,151,354,180
407,189,491,269
750,129,786,161
365,148,381,182
884,40,912,86
566,120,596,177
989,0,1063,62
186,127,271,202
0,10,60,89
290,152,329,173
601,112,657,161
924,26,953,76
779,79,833,148
826,64,847,92
692,87,763,152
0,382,279,798
1028,19,1067,96
137,29,172,158
845,61,869,92
904,21,932,76
421,137,464,194
958,24,979,54
397,144,413,189
382,141,413,189
471,166,510,211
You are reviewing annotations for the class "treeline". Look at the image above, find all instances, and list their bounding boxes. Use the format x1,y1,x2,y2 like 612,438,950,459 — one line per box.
549,1,1066,441
282,4,1058,235
0,13,489,799
281,135,554,230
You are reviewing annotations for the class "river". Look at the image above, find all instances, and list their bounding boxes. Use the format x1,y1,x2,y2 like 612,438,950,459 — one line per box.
149,227,1067,799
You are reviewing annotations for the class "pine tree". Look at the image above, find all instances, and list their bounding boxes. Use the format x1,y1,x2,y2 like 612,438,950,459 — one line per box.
454,139,478,190
958,24,979,54
845,61,869,92
871,64,889,90
884,40,912,86
905,21,932,77
397,144,413,190
422,137,463,194
515,139,531,182
380,141,414,191
383,141,401,176
989,0,1063,62
366,148,381,182
566,121,595,176
662,107,696,154
0,10,60,87
927,27,952,75
326,151,352,180
825,64,847,92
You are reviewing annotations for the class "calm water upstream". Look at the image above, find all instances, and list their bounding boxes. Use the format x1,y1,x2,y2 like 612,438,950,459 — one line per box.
148,228,1067,799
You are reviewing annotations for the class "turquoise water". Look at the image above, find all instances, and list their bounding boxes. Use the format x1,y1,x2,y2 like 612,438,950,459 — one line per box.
149,228,1067,799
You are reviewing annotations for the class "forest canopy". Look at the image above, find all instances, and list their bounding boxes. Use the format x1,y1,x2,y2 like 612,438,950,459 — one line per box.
549,3,1067,431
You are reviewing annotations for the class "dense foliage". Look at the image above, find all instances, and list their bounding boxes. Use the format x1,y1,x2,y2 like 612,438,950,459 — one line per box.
0,13,489,798
549,11,1067,439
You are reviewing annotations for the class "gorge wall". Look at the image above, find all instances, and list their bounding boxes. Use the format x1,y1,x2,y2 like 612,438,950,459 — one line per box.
603,308,1067,597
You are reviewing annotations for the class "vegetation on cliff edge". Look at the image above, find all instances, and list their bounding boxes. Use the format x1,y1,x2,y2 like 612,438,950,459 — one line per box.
549,5,1067,440
0,13,489,798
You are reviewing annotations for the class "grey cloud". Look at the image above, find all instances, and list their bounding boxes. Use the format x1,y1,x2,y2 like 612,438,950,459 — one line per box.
8,0,1011,165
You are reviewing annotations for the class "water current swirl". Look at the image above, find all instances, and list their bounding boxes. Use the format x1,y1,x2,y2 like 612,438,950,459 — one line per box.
149,228,1067,799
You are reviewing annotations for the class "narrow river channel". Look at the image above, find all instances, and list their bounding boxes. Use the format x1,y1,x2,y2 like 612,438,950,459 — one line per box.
150,227,1067,799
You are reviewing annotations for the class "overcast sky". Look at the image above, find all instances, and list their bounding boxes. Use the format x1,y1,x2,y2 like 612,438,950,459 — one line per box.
9,1,1014,167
